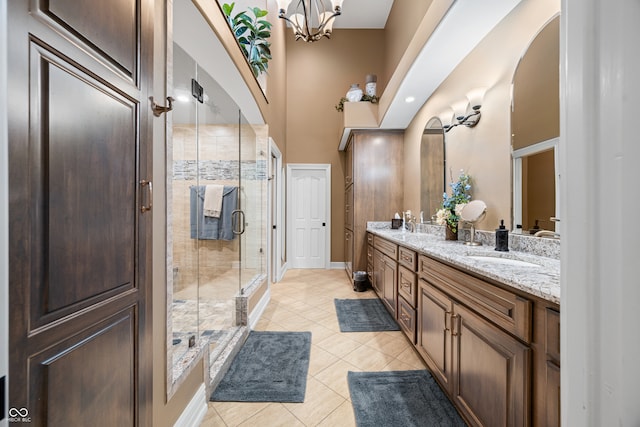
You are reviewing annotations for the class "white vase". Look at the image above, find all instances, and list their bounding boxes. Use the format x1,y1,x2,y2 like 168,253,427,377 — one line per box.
346,84,363,102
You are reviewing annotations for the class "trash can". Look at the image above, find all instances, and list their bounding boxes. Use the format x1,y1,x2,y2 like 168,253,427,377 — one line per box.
353,271,369,292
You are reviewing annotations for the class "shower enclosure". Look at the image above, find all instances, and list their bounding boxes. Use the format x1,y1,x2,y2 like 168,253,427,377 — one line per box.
167,42,267,392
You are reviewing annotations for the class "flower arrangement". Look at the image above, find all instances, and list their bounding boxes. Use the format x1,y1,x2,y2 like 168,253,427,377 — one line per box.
435,170,472,234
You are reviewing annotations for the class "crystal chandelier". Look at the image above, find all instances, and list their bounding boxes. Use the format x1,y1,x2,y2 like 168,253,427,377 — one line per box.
277,0,345,42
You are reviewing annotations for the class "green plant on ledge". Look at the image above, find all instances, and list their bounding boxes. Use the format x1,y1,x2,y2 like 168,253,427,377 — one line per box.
335,94,379,112
223,2,272,77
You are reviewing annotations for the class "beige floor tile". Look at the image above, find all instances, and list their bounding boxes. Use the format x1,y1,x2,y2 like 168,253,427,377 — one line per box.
315,332,362,358
237,403,305,427
395,346,429,370
303,323,337,344
381,358,424,372
308,344,340,376
341,344,396,372
282,377,347,426
199,404,226,427
362,330,411,358
314,359,360,399
202,268,433,427
343,330,381,344
316,400,357,427
210,401,270,426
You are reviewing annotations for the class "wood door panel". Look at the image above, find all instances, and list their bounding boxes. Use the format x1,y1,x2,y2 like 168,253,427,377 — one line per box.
418,280,452,391
30,309,136,426
38,0,138,79
454,304,530,426
30,41,137,323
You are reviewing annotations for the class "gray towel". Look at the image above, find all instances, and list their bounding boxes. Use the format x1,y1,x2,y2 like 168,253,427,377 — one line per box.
190,185,238,240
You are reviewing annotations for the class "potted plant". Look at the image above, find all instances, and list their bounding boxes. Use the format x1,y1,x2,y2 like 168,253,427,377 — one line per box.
222,3,272,77
435,170,472,239
334,94,379,112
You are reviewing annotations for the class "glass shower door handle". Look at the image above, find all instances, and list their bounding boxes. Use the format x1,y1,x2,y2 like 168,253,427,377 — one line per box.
232,209,246,235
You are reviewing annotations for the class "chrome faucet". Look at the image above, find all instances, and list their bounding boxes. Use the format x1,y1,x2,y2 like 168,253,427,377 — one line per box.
534,217,561,239
405,213,417,233
533,229,560,239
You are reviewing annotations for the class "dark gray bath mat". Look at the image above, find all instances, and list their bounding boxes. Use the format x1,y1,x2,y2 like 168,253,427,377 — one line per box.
210,331,311,403
348,370,467,426
334,298,400,332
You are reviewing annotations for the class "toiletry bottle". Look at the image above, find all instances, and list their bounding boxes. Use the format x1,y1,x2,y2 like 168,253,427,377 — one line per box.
495,219,509,252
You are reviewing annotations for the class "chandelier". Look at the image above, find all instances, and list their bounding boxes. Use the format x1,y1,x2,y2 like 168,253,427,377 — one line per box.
277,0,345,42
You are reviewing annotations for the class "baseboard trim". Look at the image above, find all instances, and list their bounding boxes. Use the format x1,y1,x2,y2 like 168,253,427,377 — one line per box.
173,383,207,427
330,262,346,269
249,287,271,329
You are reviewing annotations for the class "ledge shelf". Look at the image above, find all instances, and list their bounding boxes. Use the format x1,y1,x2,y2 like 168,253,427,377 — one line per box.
338,101,379,150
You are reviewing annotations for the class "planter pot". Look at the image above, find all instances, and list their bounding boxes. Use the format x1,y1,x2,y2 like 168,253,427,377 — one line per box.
445,223,458,241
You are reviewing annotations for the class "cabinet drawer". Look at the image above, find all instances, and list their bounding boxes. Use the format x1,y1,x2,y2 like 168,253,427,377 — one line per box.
398,246,417,270
398,296,416,344
374,235,398,259
367,244,373,265
367,233,374,246
398,265,417,308
419,255,532,343
545,308,560,364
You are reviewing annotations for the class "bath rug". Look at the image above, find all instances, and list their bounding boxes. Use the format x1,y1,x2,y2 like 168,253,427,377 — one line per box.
210,331,311,402
334,298,400,332
348,370,467,426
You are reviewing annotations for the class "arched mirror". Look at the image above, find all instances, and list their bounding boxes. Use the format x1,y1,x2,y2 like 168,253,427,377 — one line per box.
421,117,446,222
511,15,560,234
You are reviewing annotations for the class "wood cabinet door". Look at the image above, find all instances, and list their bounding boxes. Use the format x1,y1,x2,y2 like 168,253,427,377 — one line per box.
382,255,397,318
452,304,531,427
372,249,384,296
7,0,154,425
345,228,353,279
544,361,561,427
417,280,453,393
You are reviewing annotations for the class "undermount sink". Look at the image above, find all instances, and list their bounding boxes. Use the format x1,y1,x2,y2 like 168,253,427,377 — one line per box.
467,255,540,268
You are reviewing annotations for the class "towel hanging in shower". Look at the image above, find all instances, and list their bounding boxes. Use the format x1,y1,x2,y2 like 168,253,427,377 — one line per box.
190,185,238,240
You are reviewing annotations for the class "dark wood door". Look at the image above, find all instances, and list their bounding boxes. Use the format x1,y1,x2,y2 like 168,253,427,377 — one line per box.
452,304,531,427
7,1,154,425
417,280,453,393
381,254,397,318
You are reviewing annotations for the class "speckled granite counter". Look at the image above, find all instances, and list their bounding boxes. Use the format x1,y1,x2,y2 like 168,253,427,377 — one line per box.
367,224,560,305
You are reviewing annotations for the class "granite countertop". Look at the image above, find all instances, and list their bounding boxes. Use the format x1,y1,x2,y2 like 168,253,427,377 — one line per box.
367,227,560,305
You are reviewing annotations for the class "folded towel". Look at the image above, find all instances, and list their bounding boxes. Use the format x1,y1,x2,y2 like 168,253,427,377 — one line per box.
203,184,224,218
190,186,238,241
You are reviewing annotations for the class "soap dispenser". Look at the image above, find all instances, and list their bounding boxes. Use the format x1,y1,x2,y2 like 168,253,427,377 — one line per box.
495,220,509,252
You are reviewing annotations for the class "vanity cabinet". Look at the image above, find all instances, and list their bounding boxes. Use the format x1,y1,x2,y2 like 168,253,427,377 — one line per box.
418,255,531,426
342,130,404,283
369,233,560,426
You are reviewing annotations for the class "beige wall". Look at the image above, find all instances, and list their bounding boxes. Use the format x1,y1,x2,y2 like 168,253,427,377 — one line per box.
264,0,288,155
403,0,560,232
285,29,386,262
383,0,433,89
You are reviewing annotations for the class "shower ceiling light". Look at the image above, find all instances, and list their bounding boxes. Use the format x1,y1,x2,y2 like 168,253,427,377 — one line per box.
277,0,344,42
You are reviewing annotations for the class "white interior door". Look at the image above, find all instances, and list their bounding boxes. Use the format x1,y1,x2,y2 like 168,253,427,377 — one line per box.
287,164,331,269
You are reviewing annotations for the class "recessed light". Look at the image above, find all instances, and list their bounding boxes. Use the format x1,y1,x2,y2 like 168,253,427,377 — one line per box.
405,96,415,103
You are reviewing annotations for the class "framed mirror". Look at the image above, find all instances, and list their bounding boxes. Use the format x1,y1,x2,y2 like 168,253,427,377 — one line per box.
512,138,559,233
511,15,559,233
421,117,446,222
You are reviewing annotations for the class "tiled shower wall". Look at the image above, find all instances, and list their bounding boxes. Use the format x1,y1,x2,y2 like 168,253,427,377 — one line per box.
172,124,268,291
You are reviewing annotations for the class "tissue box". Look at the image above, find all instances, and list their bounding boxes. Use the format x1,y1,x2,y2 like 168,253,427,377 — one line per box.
391,219,403,229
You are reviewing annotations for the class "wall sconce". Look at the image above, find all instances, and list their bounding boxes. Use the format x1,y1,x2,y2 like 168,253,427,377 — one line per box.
443,88,486,133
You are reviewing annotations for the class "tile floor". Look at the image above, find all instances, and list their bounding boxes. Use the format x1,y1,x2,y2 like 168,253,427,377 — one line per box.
201,268,428,426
